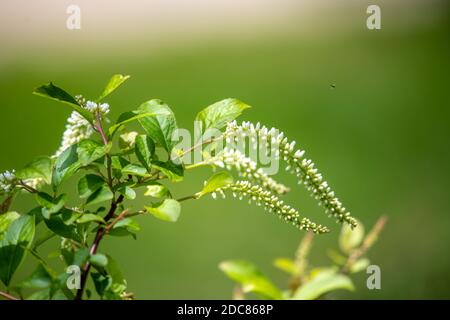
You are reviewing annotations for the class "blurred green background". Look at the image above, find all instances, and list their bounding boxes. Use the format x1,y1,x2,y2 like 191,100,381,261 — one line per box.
1,0,449,299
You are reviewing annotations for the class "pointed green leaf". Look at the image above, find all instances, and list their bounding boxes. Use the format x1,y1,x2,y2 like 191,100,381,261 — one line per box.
339,220,364,254
77,139,111,166
33,82,94,122
219,260,282,300
77,174,105,199
76,214,106,225
138,99,178,153
152,160,184,182
145,199,181,222
144,183,169,198
52,143,82,187
109,218,140,237
44,214,82,243
0,215,35,286
292,269,354,300
273,257,297,276
198,171,233,197
135,134,155,170
18,263,53,289
16,156,53,185
108,110,168,137
117,185,136,200
0,212,20,239
97,74,130,101
85,185,113,206
36,193,67,219
121,164,148,177
90,253,108,268
195,98,251,137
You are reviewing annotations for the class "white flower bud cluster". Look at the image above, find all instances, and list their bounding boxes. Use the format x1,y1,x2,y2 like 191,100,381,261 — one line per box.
84,101,110,115
225,121,357,229
206,148,289,195
0,170,16,194
212,180,329,234
53,98,110,157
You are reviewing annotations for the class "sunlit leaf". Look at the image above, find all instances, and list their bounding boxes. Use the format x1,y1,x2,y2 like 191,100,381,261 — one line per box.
33,82,94,122
146,199,181,222
219,260,282,300
292,268,354,300
97,74,130,101
0,215,35,286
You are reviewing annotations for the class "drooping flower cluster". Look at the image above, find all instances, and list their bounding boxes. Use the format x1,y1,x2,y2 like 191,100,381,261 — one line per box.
206,148,289,195
225,121,357,228
53,97,110,157
212,180,329,234
0,170,16,194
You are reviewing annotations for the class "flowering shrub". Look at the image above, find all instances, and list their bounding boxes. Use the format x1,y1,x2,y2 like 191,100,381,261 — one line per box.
0,74,357,300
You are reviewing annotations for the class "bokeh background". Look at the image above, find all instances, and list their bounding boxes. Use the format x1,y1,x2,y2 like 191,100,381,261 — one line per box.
1,0,449,299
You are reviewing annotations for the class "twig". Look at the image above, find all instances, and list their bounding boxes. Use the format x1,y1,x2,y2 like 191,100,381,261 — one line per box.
18,180,38,194
342,215,388,273
0,290,19,300
75,194,125,300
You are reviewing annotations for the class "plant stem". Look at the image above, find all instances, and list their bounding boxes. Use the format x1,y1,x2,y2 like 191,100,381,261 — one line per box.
95,112,108,146
75,194,125,300
176,136,223,160
0,290,19,300
342,215,388,274
176,194,199,202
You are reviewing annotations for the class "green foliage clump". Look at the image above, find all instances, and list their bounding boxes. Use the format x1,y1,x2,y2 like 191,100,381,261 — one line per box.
0,74,357,300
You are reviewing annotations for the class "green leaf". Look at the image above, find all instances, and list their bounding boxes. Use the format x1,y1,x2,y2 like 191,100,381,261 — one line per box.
327,249,347,265
273,257,297,276
91,272,112,297
78,174,105,199
0,215,35,286
52,143,81,187
119,131,138,150
85,185,113,206
97,74,130,101
33,82,94,123
146,199,181,223
195,98,251,137
152,160,184,182
198,171,233,197
76,213,106,225
291,269,354,300
44,214,82,243
219,260,282,300
138,99,178,153
18,263,53,289
122,164,148,177
144,183,169,198
117,185,136,200
90,253,108,268
61,247,89,267
109,218,140,237
0,212,20,239
77,139,111,166
135,134,155,170
349,258,370,274
16,156,53,185
109,109,169,137
339,220,364,254
36,193,67,219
